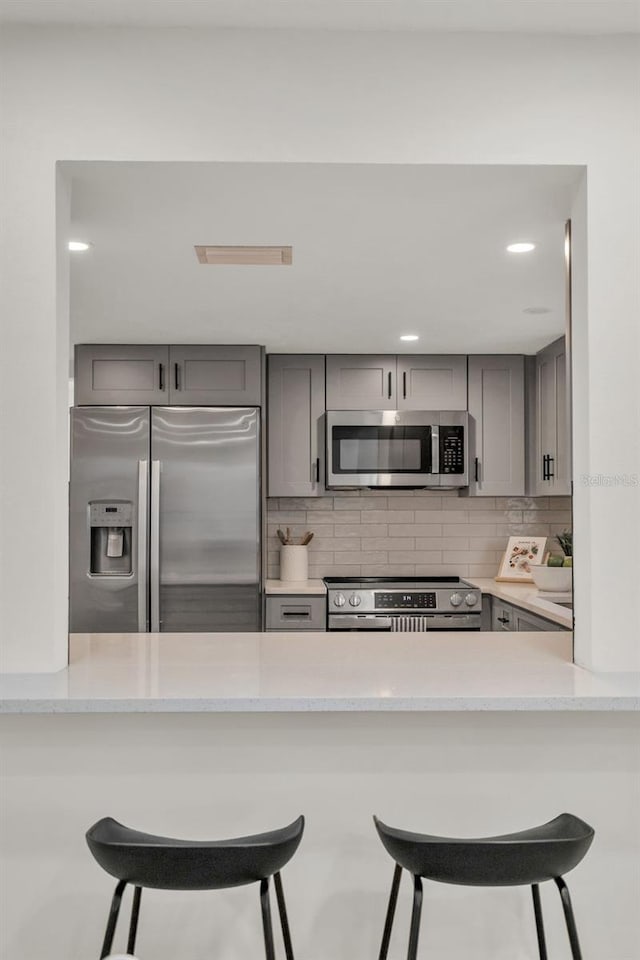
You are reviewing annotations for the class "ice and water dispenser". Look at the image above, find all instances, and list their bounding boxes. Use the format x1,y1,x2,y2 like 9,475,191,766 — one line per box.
89,501,134,576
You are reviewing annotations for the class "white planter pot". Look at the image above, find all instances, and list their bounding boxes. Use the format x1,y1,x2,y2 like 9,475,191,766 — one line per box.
280,545,309,582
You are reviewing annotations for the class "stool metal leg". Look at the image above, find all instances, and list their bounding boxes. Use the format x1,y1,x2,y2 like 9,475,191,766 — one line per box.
531,884,548,960
378,864,402,960
126,886,142,956
555,876,584,960
99,879,127,959
274,871,295,960
260,877,276,960
407,875,423,960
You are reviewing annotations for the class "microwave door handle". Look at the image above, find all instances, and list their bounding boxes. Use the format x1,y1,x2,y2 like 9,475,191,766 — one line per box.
431,426,440,474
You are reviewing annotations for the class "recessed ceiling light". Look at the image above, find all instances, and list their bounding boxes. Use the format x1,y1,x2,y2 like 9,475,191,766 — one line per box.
400,334,419,341
523,306,551,315
507,242,536,253
195,245,292,265
68,240,92,252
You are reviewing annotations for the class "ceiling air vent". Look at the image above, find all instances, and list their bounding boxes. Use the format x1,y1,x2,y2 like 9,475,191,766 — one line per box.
195,245,292,265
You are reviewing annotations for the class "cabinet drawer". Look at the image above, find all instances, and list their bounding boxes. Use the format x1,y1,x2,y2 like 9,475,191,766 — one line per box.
266,595,327,631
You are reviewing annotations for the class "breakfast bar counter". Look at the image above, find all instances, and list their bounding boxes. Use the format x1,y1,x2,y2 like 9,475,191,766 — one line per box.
0,631,637,713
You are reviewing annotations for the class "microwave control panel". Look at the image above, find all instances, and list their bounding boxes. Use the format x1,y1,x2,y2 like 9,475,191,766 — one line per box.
439,425,465,474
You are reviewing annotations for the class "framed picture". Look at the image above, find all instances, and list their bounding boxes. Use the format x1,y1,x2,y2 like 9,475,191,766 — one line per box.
495,536,547,582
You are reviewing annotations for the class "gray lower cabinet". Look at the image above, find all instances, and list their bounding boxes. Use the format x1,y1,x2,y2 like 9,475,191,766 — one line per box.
266,595,327,631
397,355,467,410
268,354,326,497
491,597,568,632
75,344,263,406
75,344,170,405
492,599,514,631
533,337,570,495
169,345,263,405
466,355,525,496
326,355,397,410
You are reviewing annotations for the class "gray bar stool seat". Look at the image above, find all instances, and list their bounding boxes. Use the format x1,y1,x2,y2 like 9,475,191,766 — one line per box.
374,812,594,959
86,815,304,959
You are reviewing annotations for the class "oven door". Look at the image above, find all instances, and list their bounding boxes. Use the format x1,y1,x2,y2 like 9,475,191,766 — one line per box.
326,410,436,488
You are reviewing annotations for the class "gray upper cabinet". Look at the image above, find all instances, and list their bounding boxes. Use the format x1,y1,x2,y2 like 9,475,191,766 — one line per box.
326,354,467,411
397,355,467,410
326,355,397,410
75,344,262,406
466,355,525,497
533,337,570,495
268,355,326,497
75,344,170,406
169,345,262,405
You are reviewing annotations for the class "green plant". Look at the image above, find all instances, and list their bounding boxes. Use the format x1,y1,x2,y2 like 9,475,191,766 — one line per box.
556,531,572,557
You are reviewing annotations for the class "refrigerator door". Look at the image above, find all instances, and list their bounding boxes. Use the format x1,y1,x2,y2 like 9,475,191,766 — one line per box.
151,407,261,632
69,407,150,632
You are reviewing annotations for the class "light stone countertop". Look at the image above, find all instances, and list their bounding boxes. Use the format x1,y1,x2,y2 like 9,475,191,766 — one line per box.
265,579,327,595
468,578,573,628
0,631,638,714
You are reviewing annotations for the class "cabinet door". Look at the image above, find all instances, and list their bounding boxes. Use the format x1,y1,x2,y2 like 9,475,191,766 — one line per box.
326,355,396,410
554,341,571,494
491,599,513,631
397,355,467,410
268,355,326,497
75,344,169,405
534,337,569,495
512,608,567,632
467,356,524,496
169,345,263,405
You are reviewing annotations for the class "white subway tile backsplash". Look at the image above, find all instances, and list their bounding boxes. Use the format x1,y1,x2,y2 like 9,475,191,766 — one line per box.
265,494,571,580
335,523,388,538
389,524,443,537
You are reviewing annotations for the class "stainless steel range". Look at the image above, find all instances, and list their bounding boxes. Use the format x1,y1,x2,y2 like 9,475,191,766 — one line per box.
325,576,482,631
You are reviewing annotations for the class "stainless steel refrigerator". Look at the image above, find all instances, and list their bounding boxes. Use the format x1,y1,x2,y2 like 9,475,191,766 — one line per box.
69,406,261,632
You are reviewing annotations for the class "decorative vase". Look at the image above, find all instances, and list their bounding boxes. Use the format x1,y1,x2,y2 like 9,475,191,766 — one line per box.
280,545,309,582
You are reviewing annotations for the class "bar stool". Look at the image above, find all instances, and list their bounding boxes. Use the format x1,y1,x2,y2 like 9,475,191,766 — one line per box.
86,814,304,960
374,812,594,960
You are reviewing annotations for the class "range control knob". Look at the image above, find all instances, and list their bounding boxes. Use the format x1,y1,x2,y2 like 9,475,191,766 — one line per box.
449,593,463,607
333,593,346,608
464,592,478,607
349,594,362,607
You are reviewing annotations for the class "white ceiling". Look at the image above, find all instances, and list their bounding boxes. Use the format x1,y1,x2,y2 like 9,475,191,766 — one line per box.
68,162,580,356
2,0,639,33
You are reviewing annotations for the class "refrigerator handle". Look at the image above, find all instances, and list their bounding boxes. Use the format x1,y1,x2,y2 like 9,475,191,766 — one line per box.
137,460,149,632
150,460,161,632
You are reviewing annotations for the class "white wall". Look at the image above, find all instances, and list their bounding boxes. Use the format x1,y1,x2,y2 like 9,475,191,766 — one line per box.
1,712,638,960
0,27,639,670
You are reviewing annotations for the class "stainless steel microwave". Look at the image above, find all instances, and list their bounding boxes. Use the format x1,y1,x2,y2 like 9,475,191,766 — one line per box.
326,410,469,489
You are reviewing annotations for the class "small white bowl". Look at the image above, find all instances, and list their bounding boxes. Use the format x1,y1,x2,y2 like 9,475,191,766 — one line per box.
531,565,573,593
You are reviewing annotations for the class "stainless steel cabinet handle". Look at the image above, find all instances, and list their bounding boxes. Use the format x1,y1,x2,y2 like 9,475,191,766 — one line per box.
474,457,480,483
174,363,180,391
137,460,148,632
388,371,393,399
402,371,407,399
158,363,165,391
150,460,161,632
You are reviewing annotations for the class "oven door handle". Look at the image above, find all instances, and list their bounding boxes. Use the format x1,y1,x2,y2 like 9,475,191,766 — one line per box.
329,615,393,630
